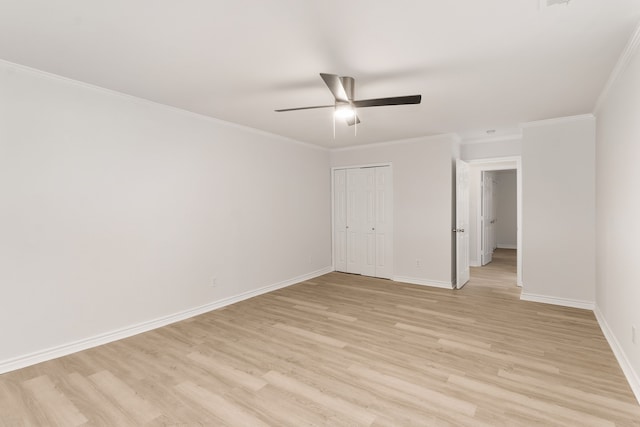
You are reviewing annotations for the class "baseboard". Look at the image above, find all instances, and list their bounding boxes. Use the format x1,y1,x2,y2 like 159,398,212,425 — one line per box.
520,292,594,310
497,244,517,250
469,259,481,267
393,276,453,289
0,266,333,374
594,305,640,405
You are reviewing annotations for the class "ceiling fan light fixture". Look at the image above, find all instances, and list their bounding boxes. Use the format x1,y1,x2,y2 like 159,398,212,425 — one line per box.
334,104,355,120
275,73,421,134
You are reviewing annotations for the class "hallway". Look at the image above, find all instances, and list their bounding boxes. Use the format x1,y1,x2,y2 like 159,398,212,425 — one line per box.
468,248,518,292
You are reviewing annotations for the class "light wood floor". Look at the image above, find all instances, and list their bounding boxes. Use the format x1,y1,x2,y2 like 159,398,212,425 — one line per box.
2,249,639,426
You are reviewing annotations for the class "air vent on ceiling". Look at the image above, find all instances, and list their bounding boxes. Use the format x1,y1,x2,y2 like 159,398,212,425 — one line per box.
540,0,571,8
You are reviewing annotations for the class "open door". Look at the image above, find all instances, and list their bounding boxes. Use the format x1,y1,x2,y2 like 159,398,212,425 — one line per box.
481,171,496,265
455,159,470,289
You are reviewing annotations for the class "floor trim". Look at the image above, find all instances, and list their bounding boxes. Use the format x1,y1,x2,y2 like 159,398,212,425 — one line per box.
393,276,453,289
520,292,594,310
0,266,333,374
594,305,640,405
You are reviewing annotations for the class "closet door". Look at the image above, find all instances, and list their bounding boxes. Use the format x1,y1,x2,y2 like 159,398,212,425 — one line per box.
333,169,347,272
361,168,377,277
333,166,393,278
346,168,365,274
374,166,393,279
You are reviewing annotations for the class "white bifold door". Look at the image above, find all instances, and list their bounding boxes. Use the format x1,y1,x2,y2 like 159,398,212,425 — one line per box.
334,166,393,279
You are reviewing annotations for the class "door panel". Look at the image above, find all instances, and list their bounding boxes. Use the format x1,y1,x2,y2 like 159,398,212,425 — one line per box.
482,171,496,265
334,170,347,272
346,169,364,274
456,160,470,288
374,167,393,279
362,168,376,277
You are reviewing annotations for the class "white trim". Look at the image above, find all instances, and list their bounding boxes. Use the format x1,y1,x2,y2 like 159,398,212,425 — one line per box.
520,114,595,129
0,59,327,152
393,276,453,289
466,156,521,166
594,305,640,404
469,260,481,267
0,266,333,375
330,133,459,152
460,133,523,145
332,162,392,171
520,292,594,310
594,21,640,114
497,244,517,250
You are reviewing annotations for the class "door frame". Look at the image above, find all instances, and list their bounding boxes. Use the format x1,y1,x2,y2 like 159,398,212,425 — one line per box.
331,162,393,275
467,156,522,286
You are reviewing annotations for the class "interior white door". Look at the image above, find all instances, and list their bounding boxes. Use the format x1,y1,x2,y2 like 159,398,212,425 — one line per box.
333,169,347,272
361,168,377,277
482,171,495,265
346,168,365,274
456,160,470,288
374,166,393,279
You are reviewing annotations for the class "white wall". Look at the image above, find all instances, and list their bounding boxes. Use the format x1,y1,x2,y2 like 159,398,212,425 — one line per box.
330,136,456,287
461,138,522,161
521,116,596,306
495,170,517,249
594,29,640,400
0,61,332,368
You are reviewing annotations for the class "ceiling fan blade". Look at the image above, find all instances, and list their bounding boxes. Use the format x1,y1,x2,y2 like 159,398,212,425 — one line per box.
274,105,334,112
345,115,361,126
320,73,349,102
353,95,422,108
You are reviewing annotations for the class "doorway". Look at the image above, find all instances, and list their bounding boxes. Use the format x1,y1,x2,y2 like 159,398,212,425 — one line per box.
467,157,521,286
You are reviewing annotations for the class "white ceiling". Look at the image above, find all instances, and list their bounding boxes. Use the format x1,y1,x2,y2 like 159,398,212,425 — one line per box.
0,1,639,148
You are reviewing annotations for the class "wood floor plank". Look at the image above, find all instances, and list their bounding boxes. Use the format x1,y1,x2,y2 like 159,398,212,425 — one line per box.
448,373,616,427
175,381,270,427
88,370,161,424
63,372,134,425
186,351,267,391
272,323,348,348
262,370,377,426
21,375,88,426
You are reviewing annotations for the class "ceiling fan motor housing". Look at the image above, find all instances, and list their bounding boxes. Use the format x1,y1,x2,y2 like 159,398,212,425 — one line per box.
339,76,355,101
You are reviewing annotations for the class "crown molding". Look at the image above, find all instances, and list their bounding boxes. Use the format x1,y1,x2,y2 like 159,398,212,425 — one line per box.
460,133,523,145
520,114,595,129
594,21,640,114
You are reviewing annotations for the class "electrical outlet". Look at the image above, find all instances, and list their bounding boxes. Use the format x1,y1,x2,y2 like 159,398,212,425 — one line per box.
211,277,218,288
633,325,637,344
416,260,421,268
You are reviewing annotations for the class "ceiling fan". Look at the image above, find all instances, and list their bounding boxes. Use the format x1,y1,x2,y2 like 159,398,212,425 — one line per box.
275,73,422,127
